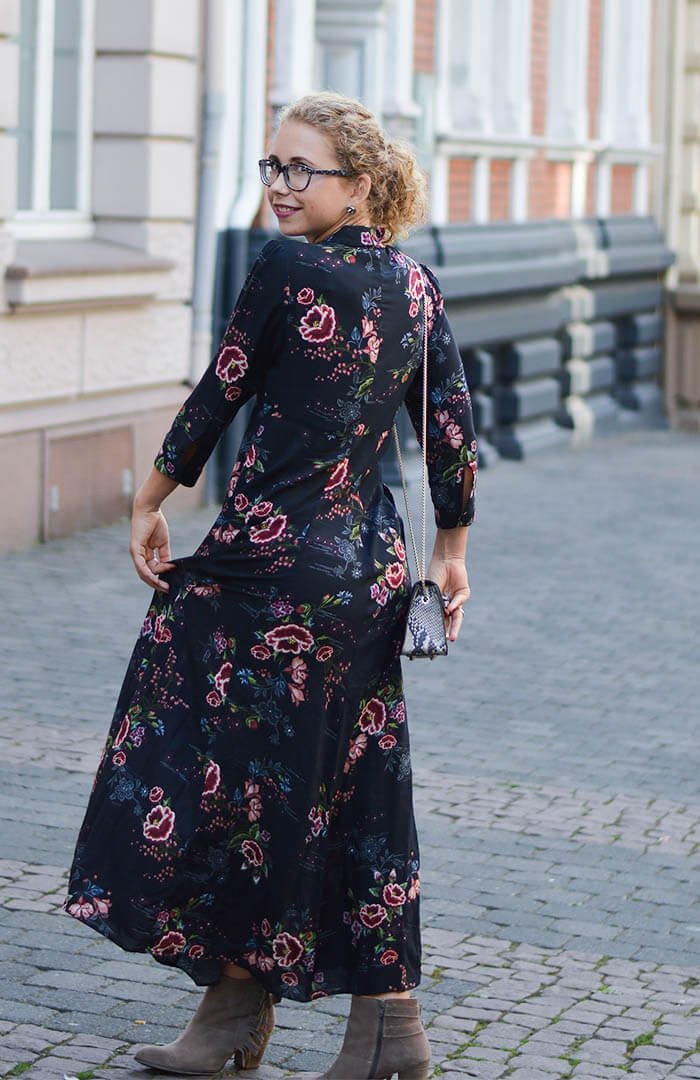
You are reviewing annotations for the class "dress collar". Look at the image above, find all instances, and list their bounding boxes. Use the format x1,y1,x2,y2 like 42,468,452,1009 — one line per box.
322,225,389,248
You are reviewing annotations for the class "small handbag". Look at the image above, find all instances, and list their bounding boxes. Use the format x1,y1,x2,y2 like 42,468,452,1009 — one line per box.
393,265,449,661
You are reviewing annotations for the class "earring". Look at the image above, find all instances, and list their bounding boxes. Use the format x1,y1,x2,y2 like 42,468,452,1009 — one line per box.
346,205,356,215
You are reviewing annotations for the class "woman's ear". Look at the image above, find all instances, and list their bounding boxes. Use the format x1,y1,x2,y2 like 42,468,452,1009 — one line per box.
351,173,372,205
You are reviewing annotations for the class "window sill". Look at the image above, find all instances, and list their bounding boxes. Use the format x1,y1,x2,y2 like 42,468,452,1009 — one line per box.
5,237,174,311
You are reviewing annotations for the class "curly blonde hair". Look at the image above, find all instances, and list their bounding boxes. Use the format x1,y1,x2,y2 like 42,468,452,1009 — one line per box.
276,92,427,243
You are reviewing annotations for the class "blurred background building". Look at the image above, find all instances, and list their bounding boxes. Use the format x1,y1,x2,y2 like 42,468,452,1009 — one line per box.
0,0,697,551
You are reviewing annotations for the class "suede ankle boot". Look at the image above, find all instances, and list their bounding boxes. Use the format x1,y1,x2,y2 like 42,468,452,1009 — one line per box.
301,996,431,1080
134,974,277,1075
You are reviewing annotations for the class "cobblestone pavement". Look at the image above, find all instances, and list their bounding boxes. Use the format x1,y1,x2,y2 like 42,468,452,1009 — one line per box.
0,427,699,1079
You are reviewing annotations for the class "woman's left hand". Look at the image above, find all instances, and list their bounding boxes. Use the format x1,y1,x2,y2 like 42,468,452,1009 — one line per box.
425,554,471,642
129,505,176,593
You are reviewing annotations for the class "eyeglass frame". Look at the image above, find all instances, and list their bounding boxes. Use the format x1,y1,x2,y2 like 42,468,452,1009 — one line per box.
258,158,352,192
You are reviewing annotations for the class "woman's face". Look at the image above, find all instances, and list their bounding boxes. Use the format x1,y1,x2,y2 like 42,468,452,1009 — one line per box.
265,120,366,243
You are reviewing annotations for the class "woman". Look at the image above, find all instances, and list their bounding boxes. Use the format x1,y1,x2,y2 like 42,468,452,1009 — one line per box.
64,92,477,1079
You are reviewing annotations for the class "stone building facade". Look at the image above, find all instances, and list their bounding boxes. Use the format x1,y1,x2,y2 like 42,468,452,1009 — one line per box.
0,0,693,552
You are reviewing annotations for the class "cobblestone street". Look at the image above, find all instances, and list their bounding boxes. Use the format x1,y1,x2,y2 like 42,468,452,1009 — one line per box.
0,427,698,1079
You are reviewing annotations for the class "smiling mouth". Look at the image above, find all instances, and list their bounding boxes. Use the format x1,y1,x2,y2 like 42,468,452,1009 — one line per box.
272,204,300,216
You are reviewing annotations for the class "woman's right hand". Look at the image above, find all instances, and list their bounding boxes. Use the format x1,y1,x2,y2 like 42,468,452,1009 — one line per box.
129,505,176,593
425,554,471,643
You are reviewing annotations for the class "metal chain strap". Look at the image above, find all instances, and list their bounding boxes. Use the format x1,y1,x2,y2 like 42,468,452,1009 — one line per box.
392,264,429,592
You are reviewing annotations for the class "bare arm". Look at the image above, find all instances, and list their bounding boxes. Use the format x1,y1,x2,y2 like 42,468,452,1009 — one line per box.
129,467,179,593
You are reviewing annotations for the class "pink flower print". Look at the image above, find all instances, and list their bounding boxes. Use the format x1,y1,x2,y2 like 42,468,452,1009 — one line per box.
247,795,262,822
152,930,186,957
189,944,204,958
264,624,314,655
385,562,405,590
149,786,164,803
344,732,367,772
270,600,294,617
113,716,130,748
444,422,464,449
435,409,450,428
359,698,387,735
215,344,248,384
359,903,387,929
251,500,273,518
394,537,406,562
408,265,425,301
214,661,232,697
381,948,399,965
244,444,257,468
68,896,95,920
383,883,406,907
234,493,249,511
324,458,349,492
316,645,334,662
391,701,406,724
241,839,264,867
378,733,397,750
272,931,304,968
366,333,382,364
257,954,275,971
202,761,221,796
297,287,314,305
225,385,241,402
153,614,172,643
409,300,418,318
250,514,288,544
299,303,337,343
282,971,298,985
251,644,271,660
261,918,272,937
206,690,221,707
285,657,308,685
112,751,126,766
289,683,305,706
143,804,175,843
92,895,111,916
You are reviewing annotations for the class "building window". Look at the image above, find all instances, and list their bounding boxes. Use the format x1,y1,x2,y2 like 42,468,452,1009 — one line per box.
12,0,94,228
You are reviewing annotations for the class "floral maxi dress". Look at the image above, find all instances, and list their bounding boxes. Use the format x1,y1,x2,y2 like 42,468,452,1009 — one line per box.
64,225,477,1001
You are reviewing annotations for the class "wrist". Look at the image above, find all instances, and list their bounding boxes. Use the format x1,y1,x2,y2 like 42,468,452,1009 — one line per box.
133,493,162,514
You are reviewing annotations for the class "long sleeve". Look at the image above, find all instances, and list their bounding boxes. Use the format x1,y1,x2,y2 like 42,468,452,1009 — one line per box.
154,239,289,487
404,266,477,529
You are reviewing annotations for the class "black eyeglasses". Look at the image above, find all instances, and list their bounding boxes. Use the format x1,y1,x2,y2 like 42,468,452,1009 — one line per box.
258,158,351,192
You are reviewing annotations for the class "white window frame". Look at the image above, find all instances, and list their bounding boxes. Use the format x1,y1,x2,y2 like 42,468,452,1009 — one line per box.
9,0,95,239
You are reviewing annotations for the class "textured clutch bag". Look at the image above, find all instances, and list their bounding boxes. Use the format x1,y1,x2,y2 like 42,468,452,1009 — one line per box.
401,579,448,660
394,263,449,661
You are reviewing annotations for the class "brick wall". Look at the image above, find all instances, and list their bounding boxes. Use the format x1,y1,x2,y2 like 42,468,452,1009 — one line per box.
489,160,511,221
414,0,435,74
448,158,473,223
611,165,635,213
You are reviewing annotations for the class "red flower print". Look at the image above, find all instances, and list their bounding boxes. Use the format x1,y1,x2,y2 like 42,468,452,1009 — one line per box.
385,562,405,590
149,786,163,803
408,265,425,301
316,645,334,662
225,385,241,401
215,344,248,384
272,931,304,968
435,409,450,428
324,458,349,492
285,657,308,685
297,287,314,305
112,751,126,766
241,839,264,867
251,644,271,660
251,500,273,517
206,690,221,707
378,733,397,750
202,761,221,796
271,600,294,617
189,944,204,958
381,949,399,965
214,662,232,697
143,804,175,843
359,698,387,735
244,445,257,468
192,584,221,597
250,514,288,544
359,903,387,929
355,423,365,436
114,716,130,748
234,493,249,511
68,896,95,920
282,971,298,986
264,624,314,654
409,300,418,318
152,930,186,957
383,883,406,907
391,701,406,724
299,303,337,343
261,918,272,937
153,614,172,643
444,422,464,449
312,990,328,999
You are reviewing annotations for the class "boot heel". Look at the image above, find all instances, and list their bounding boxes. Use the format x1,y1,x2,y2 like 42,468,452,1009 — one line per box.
397,1063,430,1080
